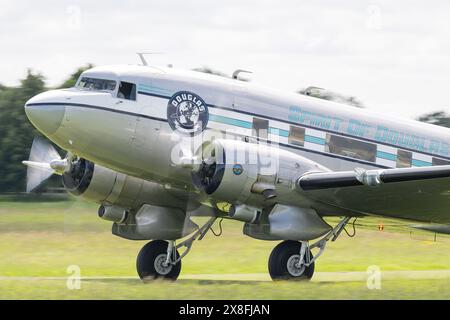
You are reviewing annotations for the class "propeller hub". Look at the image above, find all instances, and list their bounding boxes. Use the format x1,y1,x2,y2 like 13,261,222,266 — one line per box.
49,159,70,174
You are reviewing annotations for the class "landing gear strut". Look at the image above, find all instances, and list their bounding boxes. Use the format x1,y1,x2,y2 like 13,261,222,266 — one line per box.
136,216,352,282
136,217,217,281
268,217,351,281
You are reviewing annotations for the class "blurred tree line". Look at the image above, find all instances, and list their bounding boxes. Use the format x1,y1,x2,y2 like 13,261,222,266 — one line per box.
417,111,450,128
0,65,448,193
297,86,365,108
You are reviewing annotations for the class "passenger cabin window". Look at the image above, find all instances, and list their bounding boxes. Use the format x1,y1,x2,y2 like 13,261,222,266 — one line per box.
77,77,116,91
288,125,305,146
325,134,376,162
117,81,136,101
252,118,269,139
432,157,450,166
396,150,412,168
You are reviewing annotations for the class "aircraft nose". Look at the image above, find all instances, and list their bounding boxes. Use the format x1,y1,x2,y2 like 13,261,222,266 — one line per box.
25,93,65,136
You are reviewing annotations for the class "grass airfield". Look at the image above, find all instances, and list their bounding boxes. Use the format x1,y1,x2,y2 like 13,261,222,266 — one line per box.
0,196,449,299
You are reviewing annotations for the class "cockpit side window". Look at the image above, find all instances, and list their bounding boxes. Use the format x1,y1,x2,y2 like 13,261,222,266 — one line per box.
117,81,136,101
77,77,116,91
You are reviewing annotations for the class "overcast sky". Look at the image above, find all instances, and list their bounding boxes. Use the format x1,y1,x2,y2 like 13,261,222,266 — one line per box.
1,0,450,119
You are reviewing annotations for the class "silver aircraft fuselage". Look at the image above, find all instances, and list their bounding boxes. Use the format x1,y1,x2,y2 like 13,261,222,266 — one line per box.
24,65,450,216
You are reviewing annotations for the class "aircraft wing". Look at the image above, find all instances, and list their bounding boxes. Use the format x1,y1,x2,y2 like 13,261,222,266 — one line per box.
297,165,450,224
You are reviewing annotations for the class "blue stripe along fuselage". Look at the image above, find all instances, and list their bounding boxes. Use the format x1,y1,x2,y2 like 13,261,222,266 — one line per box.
25,101,390,168
137,90,450,160
26,96,449,168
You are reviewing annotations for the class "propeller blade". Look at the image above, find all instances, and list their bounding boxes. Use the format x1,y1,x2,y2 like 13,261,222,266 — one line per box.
22,161,52,171
24,164,55,193
23,137,61,193
28,136,61,163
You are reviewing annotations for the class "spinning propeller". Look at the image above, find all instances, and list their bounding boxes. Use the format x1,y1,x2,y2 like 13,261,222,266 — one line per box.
22,137,71,192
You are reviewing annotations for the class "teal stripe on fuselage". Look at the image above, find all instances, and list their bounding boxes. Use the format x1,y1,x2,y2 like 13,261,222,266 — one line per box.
270,127,326,146
139,89,172,96
203,111,434,166
209,114,253,129
412,159,432,167
138,84,170,92
269,127,289,137
138,84,172,96
210,115,328,147
304,135,326,145
376,151,397,161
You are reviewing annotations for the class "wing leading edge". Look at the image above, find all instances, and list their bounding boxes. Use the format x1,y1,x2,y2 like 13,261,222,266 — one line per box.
297,165,450,224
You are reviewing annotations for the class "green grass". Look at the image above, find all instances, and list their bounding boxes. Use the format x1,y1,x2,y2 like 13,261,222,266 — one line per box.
1,279,450,300
0,198,449,299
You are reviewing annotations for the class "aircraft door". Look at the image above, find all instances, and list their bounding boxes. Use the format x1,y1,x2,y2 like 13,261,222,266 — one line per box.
122,79,161,167
133,116,160,151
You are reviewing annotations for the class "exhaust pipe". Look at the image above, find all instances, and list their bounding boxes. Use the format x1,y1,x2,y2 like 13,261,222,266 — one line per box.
98,205,129,223
229,204,261,223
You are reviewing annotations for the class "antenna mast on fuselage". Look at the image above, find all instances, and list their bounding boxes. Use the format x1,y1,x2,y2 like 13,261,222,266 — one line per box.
136,52,165,66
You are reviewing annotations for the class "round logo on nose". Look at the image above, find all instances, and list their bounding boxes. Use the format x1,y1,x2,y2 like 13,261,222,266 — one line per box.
167,91,208,135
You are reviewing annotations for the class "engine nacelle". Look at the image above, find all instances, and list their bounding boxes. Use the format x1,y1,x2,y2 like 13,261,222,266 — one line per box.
244,204,332,241
62,158,189,209
192,139,326,208
112,204,199,240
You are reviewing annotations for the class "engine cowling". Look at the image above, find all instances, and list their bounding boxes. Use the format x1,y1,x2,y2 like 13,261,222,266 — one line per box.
62,158,189,209
191,139,326,208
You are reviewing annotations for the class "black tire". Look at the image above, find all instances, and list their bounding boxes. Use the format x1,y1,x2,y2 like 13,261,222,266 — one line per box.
268,240,314,281
136,240,181,281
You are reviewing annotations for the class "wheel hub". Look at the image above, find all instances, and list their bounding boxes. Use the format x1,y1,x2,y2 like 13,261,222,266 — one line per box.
154,254,173,275
287,254,306,277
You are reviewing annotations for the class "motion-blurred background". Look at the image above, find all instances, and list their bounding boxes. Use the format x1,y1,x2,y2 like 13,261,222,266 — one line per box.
2,1,450,193
1,1,450,299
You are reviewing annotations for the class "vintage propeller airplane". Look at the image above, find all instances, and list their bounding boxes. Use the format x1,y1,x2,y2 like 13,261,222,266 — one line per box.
23,58,450,281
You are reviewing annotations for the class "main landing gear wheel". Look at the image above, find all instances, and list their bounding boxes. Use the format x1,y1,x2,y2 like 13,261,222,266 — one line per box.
268,240,314,281
136,240,181,281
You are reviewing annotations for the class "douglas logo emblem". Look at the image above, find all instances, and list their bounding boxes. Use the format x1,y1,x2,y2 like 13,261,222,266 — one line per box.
167,91,208,135
232,164,244,175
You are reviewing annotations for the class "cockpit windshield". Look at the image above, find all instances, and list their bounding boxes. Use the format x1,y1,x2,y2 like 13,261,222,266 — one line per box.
77,77,116,91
